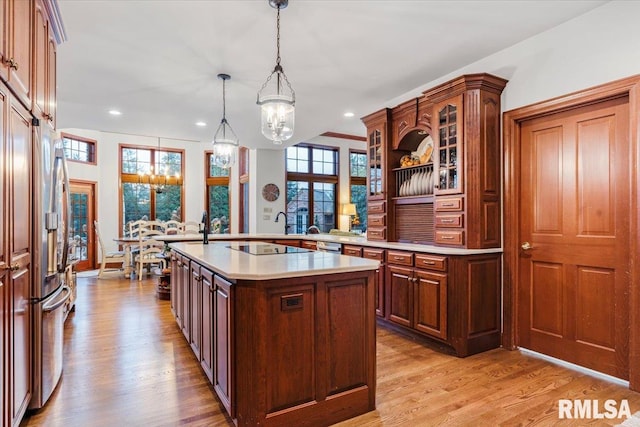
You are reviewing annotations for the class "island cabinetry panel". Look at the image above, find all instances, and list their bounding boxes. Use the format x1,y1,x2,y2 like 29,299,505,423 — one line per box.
169,253,179,323
200,267,214,383
189,262,201,360
213,274,233,418
169,244,376,427
178,254,190,341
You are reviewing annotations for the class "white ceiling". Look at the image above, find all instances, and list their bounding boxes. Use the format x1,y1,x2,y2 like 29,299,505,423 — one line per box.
56,0,607,148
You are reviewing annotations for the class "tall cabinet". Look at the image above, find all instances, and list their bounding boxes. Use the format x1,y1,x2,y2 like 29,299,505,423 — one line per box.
1,1,62,425
361,73,507,249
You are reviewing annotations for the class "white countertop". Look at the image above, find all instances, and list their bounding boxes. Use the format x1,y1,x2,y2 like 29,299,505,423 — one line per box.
160,233,502,256
169,241,379,281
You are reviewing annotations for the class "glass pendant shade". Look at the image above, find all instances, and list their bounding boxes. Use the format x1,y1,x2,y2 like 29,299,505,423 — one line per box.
257,0,295,144
212,74,238,169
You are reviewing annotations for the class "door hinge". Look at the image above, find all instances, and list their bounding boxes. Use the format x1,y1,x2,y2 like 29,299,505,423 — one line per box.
32,117,40,126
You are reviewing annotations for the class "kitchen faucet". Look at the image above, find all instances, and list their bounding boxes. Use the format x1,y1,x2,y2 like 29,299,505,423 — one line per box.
274,211,289,235
201,210,209,244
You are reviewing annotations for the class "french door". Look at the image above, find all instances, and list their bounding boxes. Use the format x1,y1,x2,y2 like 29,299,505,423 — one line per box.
69,181,96,271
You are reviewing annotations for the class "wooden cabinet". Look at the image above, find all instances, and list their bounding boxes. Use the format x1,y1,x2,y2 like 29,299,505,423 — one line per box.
413,269,447,340
179,254,190,341
0,82,33,427
1,0,32,107
387,265,412,327
212,274,233,417
361,109,391,241
170,253,179,321
342,245,362,257
362,73,506,249
200,267,214,383
31,0,56,127
424,74,507,248
362,248,385,317
189,262,201,360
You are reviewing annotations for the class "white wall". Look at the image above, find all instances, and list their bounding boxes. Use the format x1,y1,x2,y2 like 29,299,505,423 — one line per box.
385,1,640,114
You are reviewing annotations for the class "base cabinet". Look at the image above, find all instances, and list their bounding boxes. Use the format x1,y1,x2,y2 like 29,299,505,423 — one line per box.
171,248,375,427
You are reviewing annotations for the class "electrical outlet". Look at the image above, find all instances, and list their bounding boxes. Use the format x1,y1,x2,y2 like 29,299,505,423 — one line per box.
263,214,270,220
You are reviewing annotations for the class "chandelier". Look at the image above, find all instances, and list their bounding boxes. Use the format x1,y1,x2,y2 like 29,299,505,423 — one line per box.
137,138,181,193
212,73,239,168
256,0,295,145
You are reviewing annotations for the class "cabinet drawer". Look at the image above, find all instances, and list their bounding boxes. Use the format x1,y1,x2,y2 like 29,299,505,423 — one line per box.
435,214,463,228
368,200,386,214
435,230,464,245
368,214,386,227
301,240,317,250
435,197,463,212
367,227,386,240
362,248,385,261
386,250,413,266
343,245,363,257
415,254,447,271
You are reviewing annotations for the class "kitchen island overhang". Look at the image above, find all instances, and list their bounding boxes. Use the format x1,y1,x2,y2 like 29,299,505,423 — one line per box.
169,241,379,426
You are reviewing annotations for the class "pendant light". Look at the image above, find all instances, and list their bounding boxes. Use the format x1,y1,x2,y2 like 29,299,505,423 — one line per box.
212,73,239,168
257,0,295,145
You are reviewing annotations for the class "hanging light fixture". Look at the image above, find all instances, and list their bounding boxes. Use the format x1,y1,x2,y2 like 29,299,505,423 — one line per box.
257,0,295,145
212,73,239,169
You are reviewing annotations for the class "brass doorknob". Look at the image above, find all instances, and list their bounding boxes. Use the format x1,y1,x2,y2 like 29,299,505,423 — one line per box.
521,242,532,251
1,263,20,272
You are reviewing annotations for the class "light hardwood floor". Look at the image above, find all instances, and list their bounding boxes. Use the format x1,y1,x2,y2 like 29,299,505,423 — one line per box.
22,273,640,426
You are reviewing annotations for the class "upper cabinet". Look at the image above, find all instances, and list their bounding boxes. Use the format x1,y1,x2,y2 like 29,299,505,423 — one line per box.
32,0,57,127
361,73,507,249
1,0,33,107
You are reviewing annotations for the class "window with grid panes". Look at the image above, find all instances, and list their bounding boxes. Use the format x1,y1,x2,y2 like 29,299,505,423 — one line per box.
206,152,231,234
62,133,96,164
350,150,367,231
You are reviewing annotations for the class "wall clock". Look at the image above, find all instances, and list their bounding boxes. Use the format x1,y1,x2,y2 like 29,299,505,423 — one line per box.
261,183,280,202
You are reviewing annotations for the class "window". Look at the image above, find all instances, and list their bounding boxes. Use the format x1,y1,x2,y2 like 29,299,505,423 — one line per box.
206,152,230,234
286,145,338,233
120,145,183,233
350,150,367,231
61,133,96,164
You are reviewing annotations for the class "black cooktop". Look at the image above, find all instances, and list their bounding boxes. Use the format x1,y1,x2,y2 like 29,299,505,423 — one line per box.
227,243,312,255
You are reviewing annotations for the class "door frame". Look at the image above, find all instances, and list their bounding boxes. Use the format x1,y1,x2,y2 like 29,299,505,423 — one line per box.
503,75,640,390
69,179,97,271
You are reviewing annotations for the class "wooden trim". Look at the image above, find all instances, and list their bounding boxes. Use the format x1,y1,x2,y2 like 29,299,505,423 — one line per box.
503,74,640,390
60,132,97,165
320,132,366,142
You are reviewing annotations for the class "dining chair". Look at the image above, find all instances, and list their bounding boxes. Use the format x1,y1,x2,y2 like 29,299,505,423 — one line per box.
94,220,127,278
128,219,149,238
182,221,200,234
146,220,166,233
163,220,182,235
134,238,167,280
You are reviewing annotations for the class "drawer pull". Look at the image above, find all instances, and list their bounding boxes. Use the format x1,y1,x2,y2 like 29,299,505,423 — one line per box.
441,236,454,240
442,203,454,207
422,260,436,265
393,256,404,260
441,219,455,223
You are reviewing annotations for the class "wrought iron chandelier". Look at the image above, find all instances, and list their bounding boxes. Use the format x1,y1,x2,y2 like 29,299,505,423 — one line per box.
257,0,295,145
212,73,239,168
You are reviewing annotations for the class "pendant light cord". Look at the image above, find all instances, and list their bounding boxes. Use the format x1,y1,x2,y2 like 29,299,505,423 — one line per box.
276,6,281,67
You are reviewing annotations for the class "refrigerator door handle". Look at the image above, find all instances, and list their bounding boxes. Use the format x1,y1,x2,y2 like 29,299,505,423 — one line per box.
52,146,72,273
42,286,71,312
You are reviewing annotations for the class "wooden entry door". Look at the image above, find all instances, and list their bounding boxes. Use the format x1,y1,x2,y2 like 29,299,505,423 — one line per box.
517,96,630,379
69,181,96,271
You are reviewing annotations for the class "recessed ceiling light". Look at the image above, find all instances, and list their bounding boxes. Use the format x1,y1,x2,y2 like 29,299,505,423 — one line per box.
343,112,355,118
108,109,122,116
195,121,207,127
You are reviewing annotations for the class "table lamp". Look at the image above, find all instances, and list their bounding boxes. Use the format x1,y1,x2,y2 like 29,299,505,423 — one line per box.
341,203,358,231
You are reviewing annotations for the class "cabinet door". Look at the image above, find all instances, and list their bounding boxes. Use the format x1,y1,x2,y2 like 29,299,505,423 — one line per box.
170,254,178,320
413,269,447,340
367,123,385,199
213,275,233,417
376,264,385,317
9,95,32,426
0,84,5,426
7,0,32,107
32,0,47,119
200,268,214,383
434,95,463,195
189,263,201,359
180,255,190,341
46,27,56,128
0,0,7,82
387,265,412,327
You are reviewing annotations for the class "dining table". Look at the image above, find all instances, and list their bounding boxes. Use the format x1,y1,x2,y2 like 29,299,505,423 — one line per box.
112,236,142,278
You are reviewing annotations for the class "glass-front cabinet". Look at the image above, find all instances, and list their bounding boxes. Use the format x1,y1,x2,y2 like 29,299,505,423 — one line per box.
435,95,463,195
368,127,384,198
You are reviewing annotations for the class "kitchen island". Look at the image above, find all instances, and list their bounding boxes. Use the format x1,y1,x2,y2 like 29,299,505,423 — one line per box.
168,241,379,427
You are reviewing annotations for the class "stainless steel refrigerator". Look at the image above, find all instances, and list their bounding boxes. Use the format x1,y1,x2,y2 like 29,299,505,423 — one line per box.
30,127,73,409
